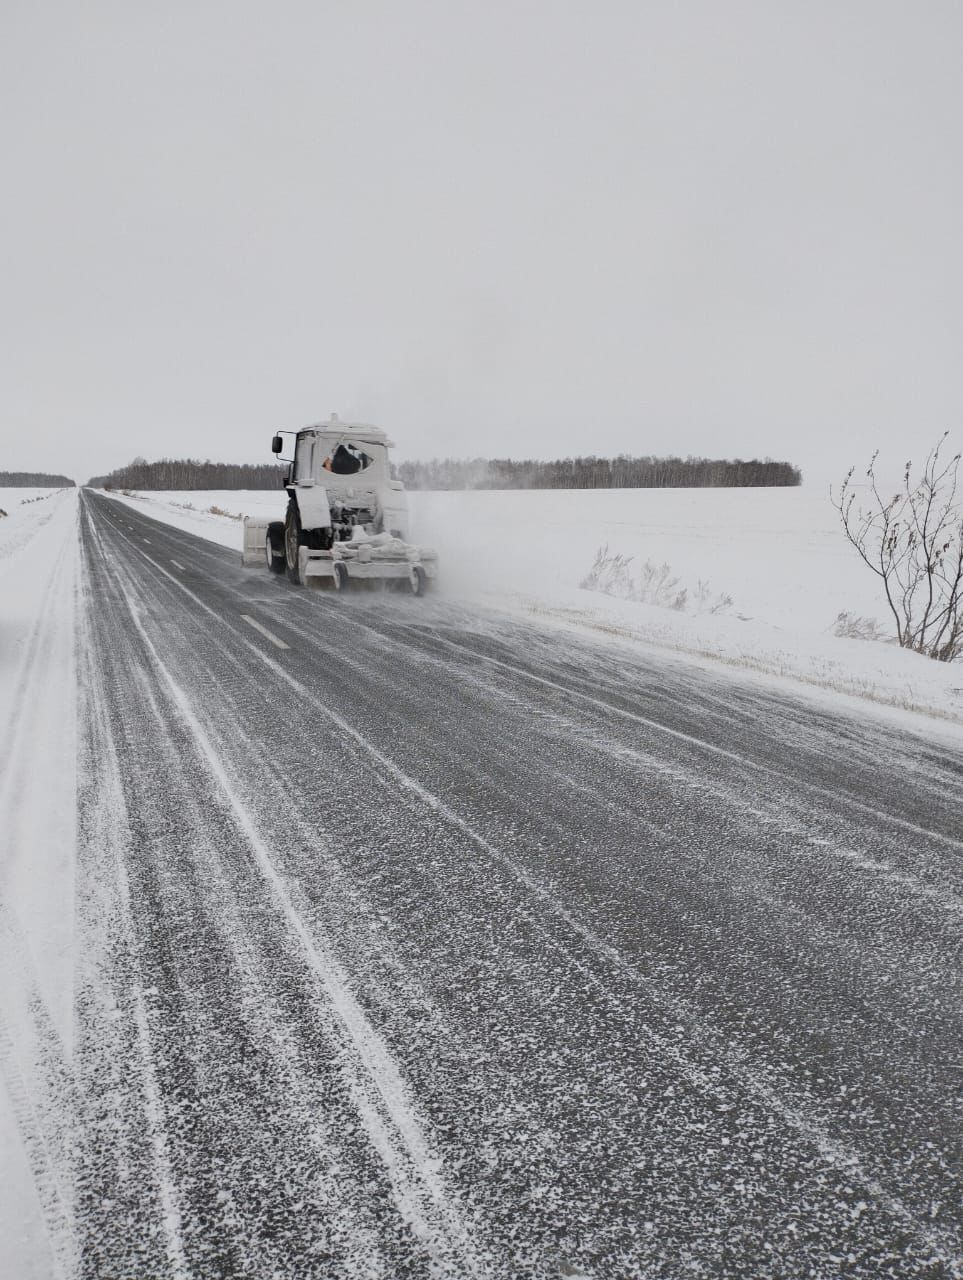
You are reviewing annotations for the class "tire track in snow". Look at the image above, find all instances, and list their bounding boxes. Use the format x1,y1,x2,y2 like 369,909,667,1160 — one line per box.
309,594,963,840
278,606,963,926
0,977,75,1280
76,535,190,1280
84,501,490,1277
106,665,399,1277
379,622,963,852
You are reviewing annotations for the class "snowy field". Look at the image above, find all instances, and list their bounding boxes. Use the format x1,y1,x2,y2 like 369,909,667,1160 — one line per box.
107,485,963,729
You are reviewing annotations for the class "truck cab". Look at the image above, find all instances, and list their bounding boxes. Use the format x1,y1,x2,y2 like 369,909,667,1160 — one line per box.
254,415,435,592
276,416,410,546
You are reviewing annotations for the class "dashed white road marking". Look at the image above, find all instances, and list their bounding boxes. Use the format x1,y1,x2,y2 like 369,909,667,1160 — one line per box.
142,538,151,544
170,560,186,572
240,614,290,650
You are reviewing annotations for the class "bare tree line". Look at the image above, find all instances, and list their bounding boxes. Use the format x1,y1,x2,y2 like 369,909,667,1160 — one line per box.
397,455,802,490
88,458,286,490
87,453,801,492
0,471,75,487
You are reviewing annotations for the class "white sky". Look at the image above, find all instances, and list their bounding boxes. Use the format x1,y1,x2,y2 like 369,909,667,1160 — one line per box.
2,0,961,486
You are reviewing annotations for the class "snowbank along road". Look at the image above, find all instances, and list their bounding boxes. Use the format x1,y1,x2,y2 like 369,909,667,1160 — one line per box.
15,489,963,1277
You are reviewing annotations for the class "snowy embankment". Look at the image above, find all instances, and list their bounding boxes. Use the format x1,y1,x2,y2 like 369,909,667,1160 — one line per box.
106,485,963,727
0,488,78,1278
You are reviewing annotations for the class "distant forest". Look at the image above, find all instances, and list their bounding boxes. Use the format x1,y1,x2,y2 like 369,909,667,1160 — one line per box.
0,471,75,487
88,458,286,490
397,455,802,490
88,454,802,491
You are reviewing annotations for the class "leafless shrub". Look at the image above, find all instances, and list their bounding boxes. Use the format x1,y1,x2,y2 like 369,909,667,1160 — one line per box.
639,560,682,607
832,434,963,662
209,505,243,520
832,611,889,642
580,546,634,595
695,579,734,614
582,549,734,616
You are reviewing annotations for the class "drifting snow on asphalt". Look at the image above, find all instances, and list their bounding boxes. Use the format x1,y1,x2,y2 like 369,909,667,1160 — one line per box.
66,492,963,1279
106,484,963,723
78,506,491,1278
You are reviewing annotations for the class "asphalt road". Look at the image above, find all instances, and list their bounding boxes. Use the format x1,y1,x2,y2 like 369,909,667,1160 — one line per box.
74,490,963,1279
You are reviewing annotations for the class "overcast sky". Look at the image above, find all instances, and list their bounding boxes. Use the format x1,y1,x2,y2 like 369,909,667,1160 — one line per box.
2,0,961,485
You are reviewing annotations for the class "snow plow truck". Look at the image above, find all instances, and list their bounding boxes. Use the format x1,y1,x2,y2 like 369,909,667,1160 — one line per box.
242,416,438,593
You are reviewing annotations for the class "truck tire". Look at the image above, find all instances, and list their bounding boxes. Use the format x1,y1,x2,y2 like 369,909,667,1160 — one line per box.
284,505,303,584
332,562,348,592
409,565,428,596
266,522,286,574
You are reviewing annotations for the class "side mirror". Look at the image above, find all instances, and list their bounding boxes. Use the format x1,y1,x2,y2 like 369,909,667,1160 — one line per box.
271,435,283,454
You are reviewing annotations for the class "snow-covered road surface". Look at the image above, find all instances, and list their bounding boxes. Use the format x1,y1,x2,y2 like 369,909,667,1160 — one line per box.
19,489,963,1277
107,484,963,723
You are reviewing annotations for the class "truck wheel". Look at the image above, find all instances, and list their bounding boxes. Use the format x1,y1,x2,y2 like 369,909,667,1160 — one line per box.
409,565,428,596
266,522,285,574
284,506,302,584
332,562,348,592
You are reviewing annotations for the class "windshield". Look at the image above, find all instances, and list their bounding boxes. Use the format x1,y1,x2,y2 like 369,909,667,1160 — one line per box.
320,441,374,476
